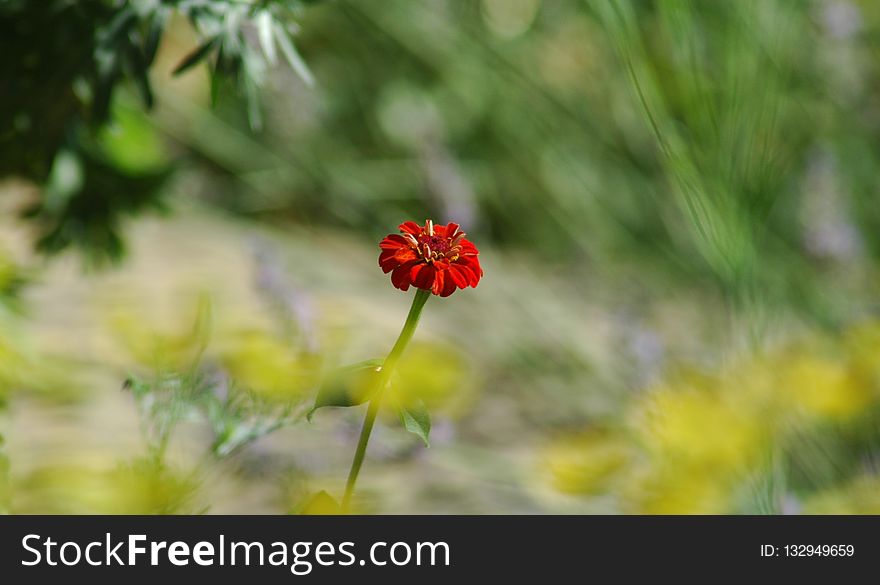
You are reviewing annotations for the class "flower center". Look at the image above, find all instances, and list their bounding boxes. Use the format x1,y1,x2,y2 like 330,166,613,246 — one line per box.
415,233,455,262
402,221,466,263
419,234,451,255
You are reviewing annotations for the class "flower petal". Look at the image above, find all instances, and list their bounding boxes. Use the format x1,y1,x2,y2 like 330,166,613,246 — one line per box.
439,273,457,297
394,247,417,263
379,249,400,273
399,221,422,236
452,257,480,285
431,269,446,295
380,234,410,250
411,263,436,290
458,239,479,255
447,263,471,288
462,255,483,277
391,261,416,291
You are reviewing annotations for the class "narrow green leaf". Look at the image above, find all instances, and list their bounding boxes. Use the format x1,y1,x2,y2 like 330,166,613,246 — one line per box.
125,43,154,109
257,11,277,65
92,57,119,124
274,22,314,86
172,37,217,76
143,9,167,66
243,71,263,131
397,399,431,447
307,359,383,420
210,45,225,107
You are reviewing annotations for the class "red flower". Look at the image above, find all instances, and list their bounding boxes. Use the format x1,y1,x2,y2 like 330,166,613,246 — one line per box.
379,220,483,297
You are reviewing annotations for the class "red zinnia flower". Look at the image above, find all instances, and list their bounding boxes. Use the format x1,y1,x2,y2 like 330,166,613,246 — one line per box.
379,220,483,297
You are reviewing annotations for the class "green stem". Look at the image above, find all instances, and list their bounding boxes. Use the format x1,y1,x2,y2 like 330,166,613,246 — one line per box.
341,288,430,512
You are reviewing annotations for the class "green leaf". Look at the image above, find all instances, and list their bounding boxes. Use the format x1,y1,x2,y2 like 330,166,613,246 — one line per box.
172,37,218,76
92,55,120,124
257,11,277,65
291,490,342,515
397,399,431,447
242,69,263,131
143,9,167,66
125,42,154,109
307,359,383,420
274,22,314,86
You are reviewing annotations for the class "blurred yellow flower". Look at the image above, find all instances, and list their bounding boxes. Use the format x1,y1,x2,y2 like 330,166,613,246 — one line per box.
109,294,212,372
625,467,732,514
844,321,880,390
546,322,880,512
620,375,768,513
775,354,872,420
13,457,200,514
0,333,23,398
390,342,472,414
633,377,767,473
221,330,313,402
542,429,632,495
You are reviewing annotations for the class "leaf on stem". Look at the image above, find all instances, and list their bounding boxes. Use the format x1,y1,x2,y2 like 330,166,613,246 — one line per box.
307,359,383,420
397,398,431,447
257,11,277,65
143,9,167,66
274,22,314,86
172,37,218,76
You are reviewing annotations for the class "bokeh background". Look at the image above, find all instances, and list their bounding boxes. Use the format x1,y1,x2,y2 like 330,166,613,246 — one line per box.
3,0,880,513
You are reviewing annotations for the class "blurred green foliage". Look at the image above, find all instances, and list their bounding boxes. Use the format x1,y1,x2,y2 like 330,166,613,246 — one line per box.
155,0,880,327
1,0,313,262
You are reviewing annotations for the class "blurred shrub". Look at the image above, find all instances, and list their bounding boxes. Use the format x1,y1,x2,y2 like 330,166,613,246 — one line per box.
1,0,314,261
